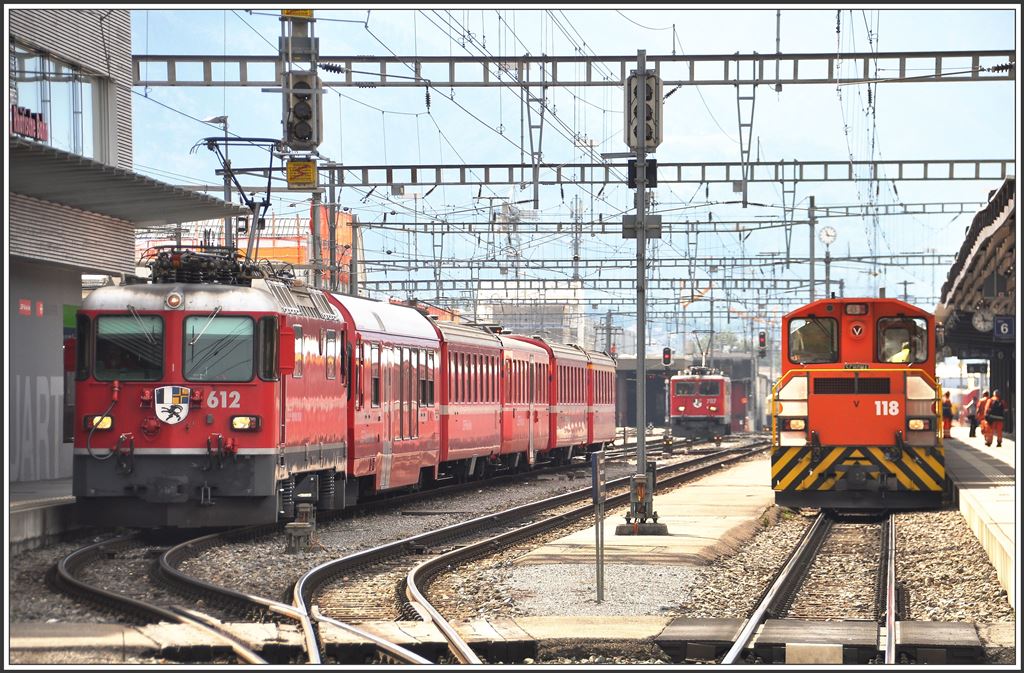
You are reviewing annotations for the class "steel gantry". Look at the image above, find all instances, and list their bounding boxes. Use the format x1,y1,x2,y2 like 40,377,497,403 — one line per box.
358,252,955,271
133,49,1015,88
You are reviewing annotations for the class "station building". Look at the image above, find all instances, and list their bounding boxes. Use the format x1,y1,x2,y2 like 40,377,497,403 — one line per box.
8,9,244,482
936,176,1016,433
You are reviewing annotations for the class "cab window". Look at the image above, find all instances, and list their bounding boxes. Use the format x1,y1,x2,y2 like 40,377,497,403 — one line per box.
698,381,720,396
183,315,254,382
877,317,928,363
788,317,838,364
95,315,163,381
674,381,696,395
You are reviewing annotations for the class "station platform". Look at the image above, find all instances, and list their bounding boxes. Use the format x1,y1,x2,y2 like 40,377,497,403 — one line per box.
516,455,775,566
943,426,1017,609
8,477,80,555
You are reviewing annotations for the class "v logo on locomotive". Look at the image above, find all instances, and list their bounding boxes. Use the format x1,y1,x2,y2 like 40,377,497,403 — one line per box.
155,386,191,424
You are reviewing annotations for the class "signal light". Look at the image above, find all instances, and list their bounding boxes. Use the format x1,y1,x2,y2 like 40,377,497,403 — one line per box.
758,330,767,357
284,71,322,150
662,347,672,367
624,70,663,151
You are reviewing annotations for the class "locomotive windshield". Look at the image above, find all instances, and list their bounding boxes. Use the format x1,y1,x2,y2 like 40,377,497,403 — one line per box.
877,317,928,364
674,381,697,395
698,381,720,396
184,315,254,381
788,317,838,364
94,315,164,381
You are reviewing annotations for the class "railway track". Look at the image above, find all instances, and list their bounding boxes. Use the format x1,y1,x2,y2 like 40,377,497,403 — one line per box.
721,511,900,665
51,534,269,664
52,433,766,664
297,437,770,664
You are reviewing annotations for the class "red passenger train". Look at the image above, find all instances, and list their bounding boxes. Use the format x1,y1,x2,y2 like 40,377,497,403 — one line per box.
667,367,732,441
771,297,944,510
72,248,617,527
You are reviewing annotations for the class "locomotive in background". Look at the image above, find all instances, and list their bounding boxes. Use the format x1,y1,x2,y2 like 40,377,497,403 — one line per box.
667,367,732,441
72,247,616,527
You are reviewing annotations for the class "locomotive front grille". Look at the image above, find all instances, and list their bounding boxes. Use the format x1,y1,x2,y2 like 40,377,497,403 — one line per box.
813,377,890,395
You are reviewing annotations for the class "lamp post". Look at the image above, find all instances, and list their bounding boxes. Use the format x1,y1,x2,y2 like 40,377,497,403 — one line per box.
203,115,232,248
819,225,837,298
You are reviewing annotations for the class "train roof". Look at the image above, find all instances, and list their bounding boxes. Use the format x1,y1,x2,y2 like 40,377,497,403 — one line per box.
784,297,934,320
81,282,280,313
506,335,591,364
432,320,504,348
586,350,617,368
325,292,438,340
496,334,550,359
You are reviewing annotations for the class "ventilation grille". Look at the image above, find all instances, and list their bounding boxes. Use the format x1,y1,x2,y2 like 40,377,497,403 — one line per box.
813,377,890,395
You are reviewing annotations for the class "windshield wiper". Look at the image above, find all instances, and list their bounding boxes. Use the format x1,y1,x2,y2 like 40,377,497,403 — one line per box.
127,305,156,344
189,306,223,346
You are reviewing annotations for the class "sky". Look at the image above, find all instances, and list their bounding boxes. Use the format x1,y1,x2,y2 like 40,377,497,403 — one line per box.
125,4,1020,355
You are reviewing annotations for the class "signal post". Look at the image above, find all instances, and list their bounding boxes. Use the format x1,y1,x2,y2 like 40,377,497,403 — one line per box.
614,50,668,536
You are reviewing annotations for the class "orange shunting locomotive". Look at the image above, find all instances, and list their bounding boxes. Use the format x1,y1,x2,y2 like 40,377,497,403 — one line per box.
772,297,945,510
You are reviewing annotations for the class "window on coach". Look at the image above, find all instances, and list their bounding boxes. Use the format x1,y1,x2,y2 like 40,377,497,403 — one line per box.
877,318,928,364
788,317,838,364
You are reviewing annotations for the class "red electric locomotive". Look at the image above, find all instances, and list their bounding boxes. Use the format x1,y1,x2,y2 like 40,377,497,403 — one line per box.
72,247,617,527
667,367,732,441
771,297,944,509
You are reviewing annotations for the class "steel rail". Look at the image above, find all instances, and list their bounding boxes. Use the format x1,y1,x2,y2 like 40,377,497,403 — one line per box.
883,513,898,664
158,531,322,664
54,535,267,665
297,439,766,663
310,606,433,665
402,440,771,664
720,512,832,664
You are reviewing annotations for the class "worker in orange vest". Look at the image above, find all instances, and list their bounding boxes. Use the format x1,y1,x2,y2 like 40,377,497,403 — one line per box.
977,390,992,445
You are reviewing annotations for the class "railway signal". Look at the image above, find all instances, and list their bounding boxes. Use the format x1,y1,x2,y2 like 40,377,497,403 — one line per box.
284,70,322,150
662,346,673,367
624,70,663,151
758,330,767,357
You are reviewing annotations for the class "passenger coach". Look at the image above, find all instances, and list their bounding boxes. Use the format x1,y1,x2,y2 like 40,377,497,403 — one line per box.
771,297,945,510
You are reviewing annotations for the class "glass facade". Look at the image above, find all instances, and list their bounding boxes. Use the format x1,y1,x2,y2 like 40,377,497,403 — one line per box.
11,41,100,159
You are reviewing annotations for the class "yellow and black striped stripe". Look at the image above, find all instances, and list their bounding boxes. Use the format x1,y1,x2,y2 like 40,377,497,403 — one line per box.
772,445,945,493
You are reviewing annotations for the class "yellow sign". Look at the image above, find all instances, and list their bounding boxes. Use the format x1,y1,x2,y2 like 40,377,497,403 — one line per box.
282,10,313,18
287,159,318,189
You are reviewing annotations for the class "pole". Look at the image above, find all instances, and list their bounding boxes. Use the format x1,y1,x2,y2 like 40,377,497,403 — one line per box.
635,49,648,488
349,215,360,296
328,176,337,292
809,195,816,302
223,120,233,249
825,245,831,298
310,190,322,289
605,310,613,352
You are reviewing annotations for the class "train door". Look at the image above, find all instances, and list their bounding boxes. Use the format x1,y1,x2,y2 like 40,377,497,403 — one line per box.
528,355,536,464
381,346,395,489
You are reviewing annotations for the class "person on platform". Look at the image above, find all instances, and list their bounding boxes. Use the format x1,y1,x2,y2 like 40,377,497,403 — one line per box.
978,390,993,445
941,391,954,439
965,395,979,437
985,390,1007,448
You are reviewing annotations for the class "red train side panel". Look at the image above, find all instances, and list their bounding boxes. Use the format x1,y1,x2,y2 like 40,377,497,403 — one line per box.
497,335,551,465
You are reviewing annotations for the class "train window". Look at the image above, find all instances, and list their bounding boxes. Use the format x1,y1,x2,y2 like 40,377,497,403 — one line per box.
698,381,719,396
325,330,337,380
75,314,92,380
674,381,697,395
94,315,164,382
370,344,380,407
292,325,304,378
356,343,365,408
426,351,435,406
183,316,254,382
788,317,838,364
257,316,279,381
877,317,928,364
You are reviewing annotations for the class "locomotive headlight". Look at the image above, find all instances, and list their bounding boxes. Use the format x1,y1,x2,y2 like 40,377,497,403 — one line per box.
708,406,718,412
165,291,183,309
677,405,685,412
908,418,931,431
84,415,113,430
785,418,806,431
231,415,261,431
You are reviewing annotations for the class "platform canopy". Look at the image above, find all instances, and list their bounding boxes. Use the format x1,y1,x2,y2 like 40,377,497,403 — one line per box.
9,136,248,227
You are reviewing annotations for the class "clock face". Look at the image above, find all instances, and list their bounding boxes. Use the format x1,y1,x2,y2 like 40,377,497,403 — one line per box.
819,226,837,245
972,309,994,332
